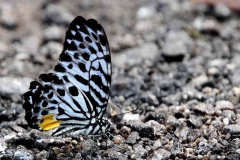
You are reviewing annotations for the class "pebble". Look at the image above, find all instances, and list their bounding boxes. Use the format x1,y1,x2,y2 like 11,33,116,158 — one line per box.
223,124,240,134
214,3,231,19
0,2,19,29
161,30,192,62
39,42,62,60
13,149,34,160
215,100,234,110
36,150,48,160
112,42,158,67
43,4,74,25
43,26,64,42
193,103,215,115
0,77,32,99
232,87,240,96
152,148,171,160
136,6,155,19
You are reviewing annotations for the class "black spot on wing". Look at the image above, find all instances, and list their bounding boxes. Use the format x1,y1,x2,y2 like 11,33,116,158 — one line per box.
67,41,78,51
54,64,66,72
68,63,73,69
87,19,98,32
89,46,97,54
52,76,63,85
80,25,89,35
38,74,53,83
74,75,88,86
91,33,97,41
105,54,111,63
99,35,106,46
48,92,53,99
33,107,40,113
63,76,69,82
96,42,103,53
69,86,79,96
74,32,84,42
74,53,79,59
79,43,85,49
41,110,48,115
78,63,87,72
60,53,72,62
82,52,90,61
57,89,65,96
85,36,92,43
42,100,48,107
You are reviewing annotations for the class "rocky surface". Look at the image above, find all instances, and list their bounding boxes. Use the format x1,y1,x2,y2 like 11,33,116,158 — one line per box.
1,0,240,159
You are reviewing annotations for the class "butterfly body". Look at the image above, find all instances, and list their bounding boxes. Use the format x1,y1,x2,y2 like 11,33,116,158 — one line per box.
22,16,111,137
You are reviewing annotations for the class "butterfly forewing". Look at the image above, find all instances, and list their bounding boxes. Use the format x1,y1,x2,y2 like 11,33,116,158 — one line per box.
22,16,111,136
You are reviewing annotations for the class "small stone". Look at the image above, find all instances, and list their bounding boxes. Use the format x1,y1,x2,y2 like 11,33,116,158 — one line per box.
126,132,140,145
43,26,64,42
195,142,212,155
223,124,240,134
39,42,62,60
43,4,74,25
113,135,124,145
222,110,236,124
223,118,229,126
193,17,219,35
192,75,208,87
166,115,179,130
136,6,155,19
112,42,158,67
119,126,131,139
187,115,203,128
232,87,240,96
0,77,32,96
0,2,19,29
36,150,48,160
214,3,231,19
122,113,140,121
193,103,215,115
207,67,220,76
152,139,162,150
152,149,171,160
215,101,234,110
161,30,192,62
13,149,34,160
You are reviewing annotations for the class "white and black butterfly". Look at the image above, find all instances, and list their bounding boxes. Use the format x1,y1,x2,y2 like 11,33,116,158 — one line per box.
22,16,111,137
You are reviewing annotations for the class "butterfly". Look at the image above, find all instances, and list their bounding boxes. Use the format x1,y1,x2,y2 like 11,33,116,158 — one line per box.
22,16,111,137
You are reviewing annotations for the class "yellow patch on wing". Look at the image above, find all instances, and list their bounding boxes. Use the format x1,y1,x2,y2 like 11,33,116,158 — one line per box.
39,114,60,131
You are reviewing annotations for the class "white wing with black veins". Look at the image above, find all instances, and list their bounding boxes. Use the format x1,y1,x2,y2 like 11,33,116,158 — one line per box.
22,16,111,136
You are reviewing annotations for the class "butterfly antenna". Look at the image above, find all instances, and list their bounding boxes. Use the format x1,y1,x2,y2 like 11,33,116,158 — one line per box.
111,104,139,117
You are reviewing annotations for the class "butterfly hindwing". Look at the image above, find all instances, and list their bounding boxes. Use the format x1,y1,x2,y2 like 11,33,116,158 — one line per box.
22,16,111,136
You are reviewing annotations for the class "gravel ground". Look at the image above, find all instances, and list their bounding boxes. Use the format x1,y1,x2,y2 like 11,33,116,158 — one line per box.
1,0,240,159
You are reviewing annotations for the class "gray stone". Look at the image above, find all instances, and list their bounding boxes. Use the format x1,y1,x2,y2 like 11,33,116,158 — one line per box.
39,42,62,60
223,124,240,135
43,4,74,25
43,26,64,42
193,103,215,115
0,2,19,29
0,77,32,95
36,150,48,160
152,149,171,160
13,149,34,160
215,100,234,110
214,3,231,19
112,42,159,67
161,30,192,62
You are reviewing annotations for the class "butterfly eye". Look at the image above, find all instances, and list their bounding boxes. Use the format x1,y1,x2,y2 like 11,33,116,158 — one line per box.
22,16,111,137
